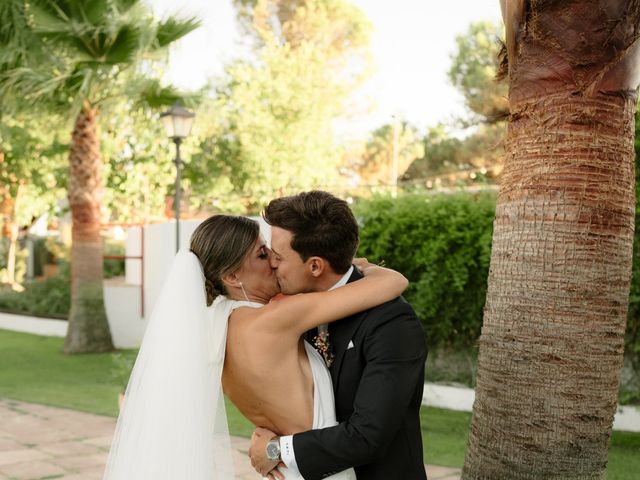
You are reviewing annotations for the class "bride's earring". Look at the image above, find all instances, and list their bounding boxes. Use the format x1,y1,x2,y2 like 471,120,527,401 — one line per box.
238,281,250,302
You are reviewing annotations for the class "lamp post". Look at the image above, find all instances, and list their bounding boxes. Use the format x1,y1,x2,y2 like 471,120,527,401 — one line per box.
160,104,195,252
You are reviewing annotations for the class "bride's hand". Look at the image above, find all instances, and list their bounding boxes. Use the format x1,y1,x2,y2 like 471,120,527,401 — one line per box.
266,463,286,480
354,257,382,274
249,427,282,477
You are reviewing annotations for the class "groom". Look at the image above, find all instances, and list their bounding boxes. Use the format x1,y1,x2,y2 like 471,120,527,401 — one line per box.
249,190,428,479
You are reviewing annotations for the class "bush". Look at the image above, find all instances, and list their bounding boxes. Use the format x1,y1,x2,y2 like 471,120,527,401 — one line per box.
0,238,124,318
103,239,125,279
625,110,640,388
0,262,70,318
355,192,496,349
356,191,640,403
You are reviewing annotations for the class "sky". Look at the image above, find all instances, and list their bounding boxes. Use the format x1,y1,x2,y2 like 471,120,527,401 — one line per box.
149,0,503,135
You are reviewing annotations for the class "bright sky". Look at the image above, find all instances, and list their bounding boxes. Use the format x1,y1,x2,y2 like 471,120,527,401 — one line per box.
149,0,503,135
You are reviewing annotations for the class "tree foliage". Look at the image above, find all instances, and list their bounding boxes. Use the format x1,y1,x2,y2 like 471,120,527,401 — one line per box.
0,0,199,116
0,0,201,353
448,21,508,122
188,0,373,211
353,120,424,186
0,115,67,225
403,123,506,187
102,101,177,223
401,20,509,189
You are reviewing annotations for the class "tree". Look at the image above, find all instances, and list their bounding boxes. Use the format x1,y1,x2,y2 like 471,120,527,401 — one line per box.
448,21,508,122
462,1,640,478
354,119,424,188
402,122,505,187
0,115,67,287
188,0,372,211
402,21,508,189
102,101,177,224
0,0,199,353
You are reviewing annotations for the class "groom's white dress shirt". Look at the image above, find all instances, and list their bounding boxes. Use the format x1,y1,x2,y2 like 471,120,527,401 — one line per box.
279,266,354,477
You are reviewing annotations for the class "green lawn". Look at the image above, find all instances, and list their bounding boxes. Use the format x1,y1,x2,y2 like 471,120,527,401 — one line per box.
0,329,638,478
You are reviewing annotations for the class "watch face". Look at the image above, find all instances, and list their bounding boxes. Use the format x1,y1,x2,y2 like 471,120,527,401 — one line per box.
266,442,280,460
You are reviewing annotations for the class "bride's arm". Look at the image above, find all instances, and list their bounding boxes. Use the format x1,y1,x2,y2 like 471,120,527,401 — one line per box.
251,261,408,336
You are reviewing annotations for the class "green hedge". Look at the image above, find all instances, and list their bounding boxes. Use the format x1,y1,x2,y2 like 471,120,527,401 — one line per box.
356,192,496,349
0,263,70,318
0,238,125,319
356,192,640,364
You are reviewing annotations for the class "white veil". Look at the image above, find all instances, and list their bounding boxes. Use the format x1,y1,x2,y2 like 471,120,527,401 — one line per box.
103,249,235,479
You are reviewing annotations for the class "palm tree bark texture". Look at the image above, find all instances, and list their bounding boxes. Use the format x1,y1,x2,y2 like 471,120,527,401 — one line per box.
64,104,113,353
463,1,640,479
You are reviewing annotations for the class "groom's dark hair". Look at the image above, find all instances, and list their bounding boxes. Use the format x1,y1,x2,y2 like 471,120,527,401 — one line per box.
263,190,359,274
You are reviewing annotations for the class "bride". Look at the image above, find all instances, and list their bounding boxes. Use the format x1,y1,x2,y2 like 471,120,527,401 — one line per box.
102,215,407,480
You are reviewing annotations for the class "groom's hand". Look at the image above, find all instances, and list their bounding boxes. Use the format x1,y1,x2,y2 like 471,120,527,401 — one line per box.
266,463,286,480
249,427,283,478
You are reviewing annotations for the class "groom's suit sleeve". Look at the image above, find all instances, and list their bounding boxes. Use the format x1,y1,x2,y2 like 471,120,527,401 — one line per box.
291,300,427,479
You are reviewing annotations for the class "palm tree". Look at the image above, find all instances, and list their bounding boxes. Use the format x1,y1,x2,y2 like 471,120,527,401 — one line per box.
0,0,199,353
462,1,640,478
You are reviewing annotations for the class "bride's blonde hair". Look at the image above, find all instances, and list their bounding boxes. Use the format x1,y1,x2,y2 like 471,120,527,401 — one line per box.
190,215,259,305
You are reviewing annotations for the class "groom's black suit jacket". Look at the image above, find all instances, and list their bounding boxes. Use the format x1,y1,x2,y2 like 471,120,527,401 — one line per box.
294,268,428,479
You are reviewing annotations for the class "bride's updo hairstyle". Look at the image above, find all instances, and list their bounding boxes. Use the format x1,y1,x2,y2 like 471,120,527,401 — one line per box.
190,215,260,305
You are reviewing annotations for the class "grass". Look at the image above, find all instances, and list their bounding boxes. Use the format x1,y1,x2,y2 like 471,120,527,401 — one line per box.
0,329,638,477
421,407,471,467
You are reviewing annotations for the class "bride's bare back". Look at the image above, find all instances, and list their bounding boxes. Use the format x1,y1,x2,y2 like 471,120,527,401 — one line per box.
222,307,314,435
219,259,407,438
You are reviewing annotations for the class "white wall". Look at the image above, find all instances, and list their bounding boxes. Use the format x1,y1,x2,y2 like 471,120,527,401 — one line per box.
140,220,202,320
110,217,270,347
103,278,145,349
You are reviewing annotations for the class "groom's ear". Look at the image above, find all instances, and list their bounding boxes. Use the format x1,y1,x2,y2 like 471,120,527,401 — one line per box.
307,257,327,278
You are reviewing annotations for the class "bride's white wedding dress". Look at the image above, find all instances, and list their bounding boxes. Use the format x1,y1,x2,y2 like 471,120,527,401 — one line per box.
103,251,355,480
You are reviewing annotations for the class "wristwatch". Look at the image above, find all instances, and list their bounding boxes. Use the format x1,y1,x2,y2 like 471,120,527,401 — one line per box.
266,437,281,462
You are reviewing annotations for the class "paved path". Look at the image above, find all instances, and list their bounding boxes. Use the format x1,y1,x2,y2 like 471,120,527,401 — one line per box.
0,398,461,480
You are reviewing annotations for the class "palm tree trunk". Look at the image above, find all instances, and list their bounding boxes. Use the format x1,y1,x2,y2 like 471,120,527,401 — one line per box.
64,104,113,353
462,1,640,478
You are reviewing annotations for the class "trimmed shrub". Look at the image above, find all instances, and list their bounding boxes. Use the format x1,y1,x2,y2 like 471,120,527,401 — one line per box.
356,191,640,401
0,262,70,318
356,192,496,349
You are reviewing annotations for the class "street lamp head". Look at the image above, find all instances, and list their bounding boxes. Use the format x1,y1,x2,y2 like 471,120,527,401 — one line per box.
160,103,195,140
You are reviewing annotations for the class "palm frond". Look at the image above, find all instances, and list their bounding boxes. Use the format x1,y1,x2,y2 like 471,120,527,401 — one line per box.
82,0,111,26
29,3,71,35
154,16,202,49
114,0,141,14
0,0,202,114
99,25,142,64
134,78,182,108
0,65,73,108
30,2,143,66
0,0,30,45
132,77,202,110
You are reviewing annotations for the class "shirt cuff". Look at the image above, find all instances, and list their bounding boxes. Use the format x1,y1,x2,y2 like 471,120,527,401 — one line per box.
279,435,301,476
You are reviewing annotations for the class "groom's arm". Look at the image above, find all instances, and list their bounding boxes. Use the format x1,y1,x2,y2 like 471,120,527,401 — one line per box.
292,303,427,479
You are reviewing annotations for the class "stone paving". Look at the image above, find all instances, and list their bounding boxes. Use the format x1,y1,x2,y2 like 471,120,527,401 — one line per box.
0,398,461,480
